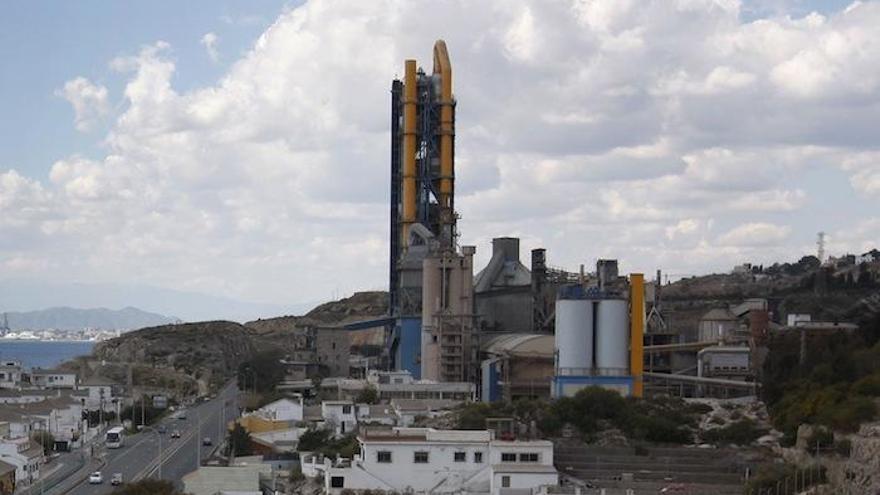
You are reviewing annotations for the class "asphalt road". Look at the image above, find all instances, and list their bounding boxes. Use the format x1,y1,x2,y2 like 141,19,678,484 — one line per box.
66,382,240,494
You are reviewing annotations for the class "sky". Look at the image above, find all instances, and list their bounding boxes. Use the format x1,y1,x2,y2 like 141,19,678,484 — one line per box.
1,0,878,321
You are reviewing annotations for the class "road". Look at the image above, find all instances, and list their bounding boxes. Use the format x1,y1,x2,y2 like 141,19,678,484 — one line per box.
66,382,240,494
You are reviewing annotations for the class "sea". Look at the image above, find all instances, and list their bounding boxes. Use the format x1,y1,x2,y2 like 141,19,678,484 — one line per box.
0,340,95,369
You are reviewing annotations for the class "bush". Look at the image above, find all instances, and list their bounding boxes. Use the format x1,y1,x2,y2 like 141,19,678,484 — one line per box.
833,438,852,457
31,430,54,455
805,427,833,455
356,385,379,405
701,418,766,446
744,463,825,495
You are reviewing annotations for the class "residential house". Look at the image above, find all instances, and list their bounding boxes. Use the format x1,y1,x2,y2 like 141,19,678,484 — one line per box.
0,363,22,390
78,375,117,412
321,401,357,436
257,396,303,422
29,369,77,389
0,437,41,487
323,427,557,495
0,460,14,495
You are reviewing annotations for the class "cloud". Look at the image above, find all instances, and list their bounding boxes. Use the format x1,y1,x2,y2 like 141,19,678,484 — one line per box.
717,222,792,247
55,77,110,132
201,32,220,62
3,0,880,306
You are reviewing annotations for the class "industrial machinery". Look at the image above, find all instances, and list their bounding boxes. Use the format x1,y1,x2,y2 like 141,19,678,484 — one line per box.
552,273,645,398
388,40,477,382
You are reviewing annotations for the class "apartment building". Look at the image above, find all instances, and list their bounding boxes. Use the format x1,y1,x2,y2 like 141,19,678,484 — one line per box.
323,427,557,495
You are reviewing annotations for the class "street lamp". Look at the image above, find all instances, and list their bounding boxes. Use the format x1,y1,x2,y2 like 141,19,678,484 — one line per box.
143,425,164,479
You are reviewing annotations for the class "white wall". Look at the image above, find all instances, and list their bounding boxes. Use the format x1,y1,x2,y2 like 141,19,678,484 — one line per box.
261,398,303,422
491,472,558,495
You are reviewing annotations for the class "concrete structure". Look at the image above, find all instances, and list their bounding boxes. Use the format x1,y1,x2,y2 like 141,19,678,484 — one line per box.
79,375,117,412
481,334,554,402
29,369,77,389
0,460,14,495
0,437,41,487
323,373,476,402
323,427,557,495
552,272,645,398
697,346,751,380
0,362,22,390
321,401,357,436
255,397,303,422
276,326,351,380
474,238,533,334
182,463,268,495
698,308,739,342
421,247,477,383
389,40,469,382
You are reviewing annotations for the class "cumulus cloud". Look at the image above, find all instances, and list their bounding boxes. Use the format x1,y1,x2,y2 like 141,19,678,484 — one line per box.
717,222,792,247
3,0,880,305
201,32,219,62
55,77,110,131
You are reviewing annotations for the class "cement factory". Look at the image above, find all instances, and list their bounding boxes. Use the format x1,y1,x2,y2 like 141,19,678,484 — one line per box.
384,40,653,401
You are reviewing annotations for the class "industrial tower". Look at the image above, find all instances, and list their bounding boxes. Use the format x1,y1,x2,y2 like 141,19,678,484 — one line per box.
388,40,476,382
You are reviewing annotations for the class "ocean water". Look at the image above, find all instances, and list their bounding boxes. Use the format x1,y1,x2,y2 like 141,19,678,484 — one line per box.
0,340,95,369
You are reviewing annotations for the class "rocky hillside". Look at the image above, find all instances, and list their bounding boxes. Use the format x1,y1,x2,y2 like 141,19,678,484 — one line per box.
659,255,880,338
93,320,257,385
246,291,387,334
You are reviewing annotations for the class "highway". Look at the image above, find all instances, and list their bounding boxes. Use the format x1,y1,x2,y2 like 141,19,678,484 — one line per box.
66,382,240,494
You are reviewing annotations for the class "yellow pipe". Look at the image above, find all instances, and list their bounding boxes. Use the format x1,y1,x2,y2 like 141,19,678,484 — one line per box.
630,273,645,398
402,59,417,246
433,40,453,210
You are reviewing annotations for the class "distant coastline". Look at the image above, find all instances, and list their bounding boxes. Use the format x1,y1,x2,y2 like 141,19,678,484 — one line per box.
0,340,96,369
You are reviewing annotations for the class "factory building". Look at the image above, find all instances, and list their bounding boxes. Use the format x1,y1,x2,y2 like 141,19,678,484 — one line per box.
387,40,477,383
552,272,645,398
474,238,533,333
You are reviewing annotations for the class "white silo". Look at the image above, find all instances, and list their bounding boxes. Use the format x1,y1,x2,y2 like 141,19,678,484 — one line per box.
595,298,629,375
554,298,593,373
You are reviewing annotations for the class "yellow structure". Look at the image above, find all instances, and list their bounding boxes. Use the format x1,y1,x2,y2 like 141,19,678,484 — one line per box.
401,59,418,246
433,40,454,219
629,273,645,397
237,415,290,435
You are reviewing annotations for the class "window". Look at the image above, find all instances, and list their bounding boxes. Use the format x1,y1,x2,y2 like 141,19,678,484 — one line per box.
501,453,517,462
501,476,511,488
474,452,483,463
519,453,539,462
330,476,344,488
342,405,352,414
454,452,466,462
414,451,429,464
377,451,392,463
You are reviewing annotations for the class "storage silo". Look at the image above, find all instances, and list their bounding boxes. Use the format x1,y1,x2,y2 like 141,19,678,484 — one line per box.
554,298,593,373
595,298,629,375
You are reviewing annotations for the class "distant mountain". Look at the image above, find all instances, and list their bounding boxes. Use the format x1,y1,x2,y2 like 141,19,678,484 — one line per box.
4,307,179,331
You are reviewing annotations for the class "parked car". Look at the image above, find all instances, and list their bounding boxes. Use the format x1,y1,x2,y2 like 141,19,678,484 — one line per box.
111,473,123,486
171,430,181,439
157,425,166,434
88,472,103,484
202,437,212,446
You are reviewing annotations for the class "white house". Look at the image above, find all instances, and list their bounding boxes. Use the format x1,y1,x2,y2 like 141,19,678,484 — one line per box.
323,427,557,495
321,401,357,436
78,375,117,412
29,369,78,389
0,362,23,390
256,396,303,422
0,437,42,487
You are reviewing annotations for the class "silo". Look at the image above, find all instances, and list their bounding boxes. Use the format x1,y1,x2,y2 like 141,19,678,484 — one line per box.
554,298,593,373
595,298,629,375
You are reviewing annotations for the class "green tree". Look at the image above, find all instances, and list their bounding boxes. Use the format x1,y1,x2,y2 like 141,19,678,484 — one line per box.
356,385,379,405
227,423,253,457
31,430,54,455
238,350,285,394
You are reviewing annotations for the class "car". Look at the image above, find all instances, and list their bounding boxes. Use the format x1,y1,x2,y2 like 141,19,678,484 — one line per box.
111,473,123,486
202,437,212,446
157,425,166,434
88,472,103,484
176,409,187,420
171,430,181,439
